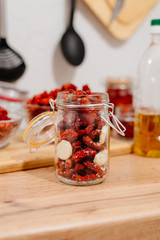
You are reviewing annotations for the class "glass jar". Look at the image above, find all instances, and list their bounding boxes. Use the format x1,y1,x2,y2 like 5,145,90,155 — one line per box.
106,77,133,108
23,92,125,185
114,104,134,139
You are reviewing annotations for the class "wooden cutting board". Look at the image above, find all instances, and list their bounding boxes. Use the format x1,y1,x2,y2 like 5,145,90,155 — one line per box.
0,131,133,174
83,0,158,40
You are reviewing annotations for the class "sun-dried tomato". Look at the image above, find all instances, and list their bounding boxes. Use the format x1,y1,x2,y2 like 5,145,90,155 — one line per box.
80,97,91,105
91,95,103,104
74,90,85,95
79,110,97,126
89,129,101,140
61,83,77,91
83,136,103,151
78,124,94,136
72,147,97,162
50,88,61,99
57,160,65,171
83,161,103,175
0,106,11,120
96,117,105,129
72,141,82,153
0,105,19,141
82,85,91,92
65,159,73,169
72,173,100,181
61,129,78,143
27,91,52,106
63,110,82,130
74,164,85,172
58,168,74,179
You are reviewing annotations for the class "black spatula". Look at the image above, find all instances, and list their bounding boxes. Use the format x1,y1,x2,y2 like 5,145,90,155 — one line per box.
0,0,26,82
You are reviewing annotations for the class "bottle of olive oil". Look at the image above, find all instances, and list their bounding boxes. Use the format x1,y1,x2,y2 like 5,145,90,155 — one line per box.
134,19,160,157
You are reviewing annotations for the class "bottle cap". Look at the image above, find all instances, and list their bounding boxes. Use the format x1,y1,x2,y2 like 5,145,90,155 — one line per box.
151,19,160,33
151,19,160,26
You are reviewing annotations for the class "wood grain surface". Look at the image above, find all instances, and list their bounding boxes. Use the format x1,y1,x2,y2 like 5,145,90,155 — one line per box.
0,154,160,240
0,131,133,174
83,0,158,40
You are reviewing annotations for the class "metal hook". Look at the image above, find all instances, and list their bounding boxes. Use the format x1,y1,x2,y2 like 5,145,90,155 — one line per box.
102,103,126,136
49,98,55,112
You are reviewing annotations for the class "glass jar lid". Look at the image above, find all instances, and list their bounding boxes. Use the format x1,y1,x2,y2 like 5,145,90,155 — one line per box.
56,92,109,108
23,111,56,150
106,77,132,90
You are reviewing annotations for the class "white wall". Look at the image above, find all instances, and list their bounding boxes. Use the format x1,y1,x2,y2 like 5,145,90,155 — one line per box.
6,0,160,97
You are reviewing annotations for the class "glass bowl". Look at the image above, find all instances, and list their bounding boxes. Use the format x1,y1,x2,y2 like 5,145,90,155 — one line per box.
25,104,52,122
0,81,28,102
0,112,23,148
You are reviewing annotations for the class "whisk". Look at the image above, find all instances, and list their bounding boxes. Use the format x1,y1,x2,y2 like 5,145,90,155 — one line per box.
0,0,26,82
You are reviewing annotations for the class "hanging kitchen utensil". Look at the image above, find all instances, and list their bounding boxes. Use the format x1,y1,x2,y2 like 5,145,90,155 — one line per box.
60,0,85,66
0,0,26,82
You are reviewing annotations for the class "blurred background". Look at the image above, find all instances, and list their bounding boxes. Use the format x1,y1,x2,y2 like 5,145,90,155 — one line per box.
4,0,160,96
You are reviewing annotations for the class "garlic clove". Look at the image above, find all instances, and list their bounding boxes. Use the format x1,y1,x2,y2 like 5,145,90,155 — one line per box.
99,126,108,144
93,150,108,166
57,140,72,160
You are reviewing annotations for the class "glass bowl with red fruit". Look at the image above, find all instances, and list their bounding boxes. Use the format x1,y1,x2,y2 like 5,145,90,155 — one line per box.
0,106,23,148
25,84,90,122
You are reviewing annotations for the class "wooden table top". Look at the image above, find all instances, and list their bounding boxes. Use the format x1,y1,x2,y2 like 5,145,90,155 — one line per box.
0,154,160,240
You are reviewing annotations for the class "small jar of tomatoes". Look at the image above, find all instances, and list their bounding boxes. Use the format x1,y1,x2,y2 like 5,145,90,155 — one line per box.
24,90,125,185
106,77,133,108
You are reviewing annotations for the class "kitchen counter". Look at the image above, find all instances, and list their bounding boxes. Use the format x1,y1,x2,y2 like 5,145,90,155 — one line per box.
0,153,160,240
